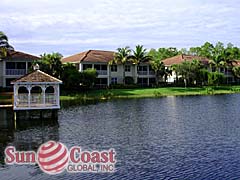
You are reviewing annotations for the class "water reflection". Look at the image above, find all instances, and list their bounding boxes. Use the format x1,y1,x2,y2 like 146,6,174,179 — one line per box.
0,108,59,166
2,95,240,179
61,99,100,109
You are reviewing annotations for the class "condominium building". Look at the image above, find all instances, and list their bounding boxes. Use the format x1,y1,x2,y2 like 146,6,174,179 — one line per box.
0,51,40,88
62,50,156,87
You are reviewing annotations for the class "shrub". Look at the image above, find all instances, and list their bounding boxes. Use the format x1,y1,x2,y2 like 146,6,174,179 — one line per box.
208,72,225,86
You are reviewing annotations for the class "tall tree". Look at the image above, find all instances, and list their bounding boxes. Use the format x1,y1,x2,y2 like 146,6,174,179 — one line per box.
130,45,152,83
80,68,98,88
207,42,226,72
233,66,240,78
209,54,225,72
37,52,63,78
61,63,81,90
213,42,225,57
148,47,179,60
173,60,204,87
110,46,131,85
179,48,188,55
200,42,215,58
130,45,152,65
0,31,14,58
188,47,202,56
225,44,240,62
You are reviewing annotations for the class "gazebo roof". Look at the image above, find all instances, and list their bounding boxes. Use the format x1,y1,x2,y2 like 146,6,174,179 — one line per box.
11,70,62,84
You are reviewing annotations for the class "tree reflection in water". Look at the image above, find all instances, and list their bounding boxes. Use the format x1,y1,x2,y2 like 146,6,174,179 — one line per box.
0,109,59,166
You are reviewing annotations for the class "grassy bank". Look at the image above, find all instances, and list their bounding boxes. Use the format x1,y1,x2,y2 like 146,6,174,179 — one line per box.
0,93,12,104
60,86,240,101
1,86,240,104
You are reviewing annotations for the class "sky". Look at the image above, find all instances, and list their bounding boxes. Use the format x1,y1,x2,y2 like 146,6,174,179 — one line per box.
0,0,240,57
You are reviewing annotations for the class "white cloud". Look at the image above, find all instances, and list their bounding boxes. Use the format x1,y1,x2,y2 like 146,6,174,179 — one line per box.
1,0,240,56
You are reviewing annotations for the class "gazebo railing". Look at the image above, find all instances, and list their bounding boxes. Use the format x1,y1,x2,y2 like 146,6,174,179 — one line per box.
45,93,56,105
17,93,57,107
31,93,42,104
18,94,28,106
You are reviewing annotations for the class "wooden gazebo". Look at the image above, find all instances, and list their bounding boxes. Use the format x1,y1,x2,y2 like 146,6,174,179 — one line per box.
11,69,62,111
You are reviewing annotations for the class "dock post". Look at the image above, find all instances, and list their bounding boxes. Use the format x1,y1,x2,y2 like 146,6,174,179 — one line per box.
14,111,17,130
40,111,43,119
51,110,58,119
26,111,30,120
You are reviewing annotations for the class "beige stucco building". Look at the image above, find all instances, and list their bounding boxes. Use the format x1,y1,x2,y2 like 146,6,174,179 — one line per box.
162,54,239,84
0,51,40,88
62,50,156,87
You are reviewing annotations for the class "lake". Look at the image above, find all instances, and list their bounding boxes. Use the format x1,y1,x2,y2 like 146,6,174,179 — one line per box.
1,94,240,179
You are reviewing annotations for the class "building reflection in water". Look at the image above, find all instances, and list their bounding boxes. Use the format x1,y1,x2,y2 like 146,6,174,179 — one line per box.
0,108,59,165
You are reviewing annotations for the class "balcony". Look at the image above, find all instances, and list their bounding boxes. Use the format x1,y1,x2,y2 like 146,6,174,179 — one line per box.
97,70,108,75
138,71,148,75
6,69,27,76
138,71,155,76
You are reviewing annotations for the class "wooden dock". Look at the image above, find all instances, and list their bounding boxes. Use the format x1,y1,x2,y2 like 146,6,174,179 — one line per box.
0,92,13,108
0,104,13,108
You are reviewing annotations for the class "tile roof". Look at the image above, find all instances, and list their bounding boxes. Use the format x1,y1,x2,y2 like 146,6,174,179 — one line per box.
62,50,115,63
232,61,240,67
11,70,62,84
162,54,209,66
1,50,40,61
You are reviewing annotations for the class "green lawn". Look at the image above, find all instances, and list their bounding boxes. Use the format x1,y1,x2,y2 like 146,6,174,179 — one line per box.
0,95,12,104
60,86,240,101
0,96,11,99
1,86,240,103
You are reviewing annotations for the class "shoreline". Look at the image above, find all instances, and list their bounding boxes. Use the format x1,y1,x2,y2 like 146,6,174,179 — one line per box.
60,86,240,101
1,86,240,105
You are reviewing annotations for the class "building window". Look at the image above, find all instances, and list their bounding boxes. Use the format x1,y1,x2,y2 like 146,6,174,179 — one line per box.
94,64,107,71
138,66,147,72
125,65,131,72
94,64,101,70
138,66,148,75
6,62,15,69
149,78,156,85
95,78,108,88
83,64,93,70
94,64,108,75
111,77,118,85
220,67,225,73
137,78,148,86
111,65,117,72
227,77,233,83
16,62,26,69
101,65,107,70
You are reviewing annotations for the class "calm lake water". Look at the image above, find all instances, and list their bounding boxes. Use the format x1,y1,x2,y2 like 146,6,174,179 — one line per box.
1,94,240,179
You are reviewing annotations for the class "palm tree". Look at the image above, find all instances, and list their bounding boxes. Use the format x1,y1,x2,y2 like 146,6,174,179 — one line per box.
0,31,14,58
130,45,152,83
172,60,203,87
150,59,167,86
130,45,152,65
221,49,237,67
109,46,131,85
38,52,63,78
171,64,179,84
209,54,225,72
233,66,240,78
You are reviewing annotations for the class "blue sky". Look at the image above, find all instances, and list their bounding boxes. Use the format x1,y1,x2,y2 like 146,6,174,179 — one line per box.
1,0,240,57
